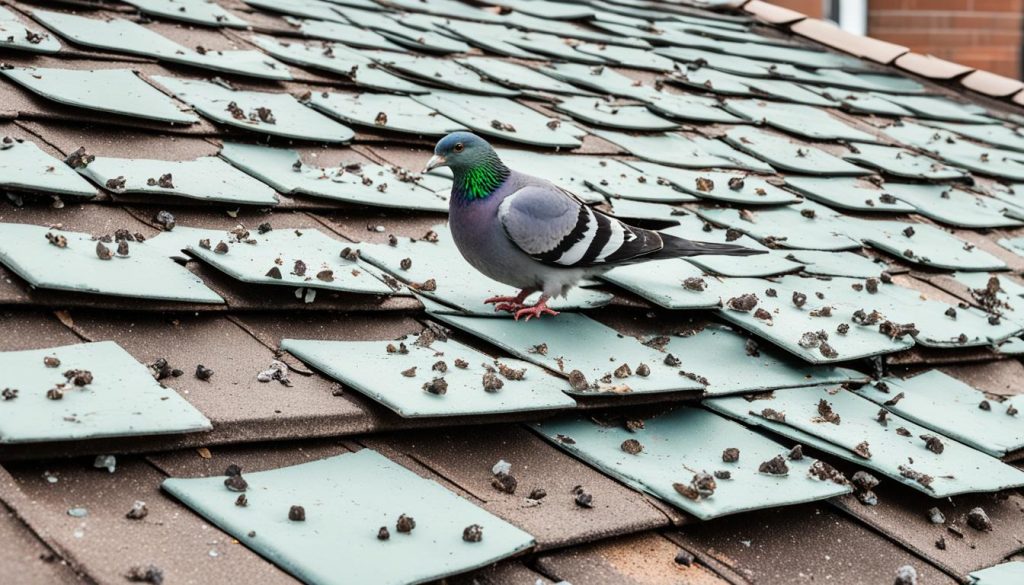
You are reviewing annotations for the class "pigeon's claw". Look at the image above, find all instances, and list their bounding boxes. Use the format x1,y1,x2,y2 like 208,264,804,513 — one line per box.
493,302,525,313
513,296,559,322
484,295,523,305
484,289,533,308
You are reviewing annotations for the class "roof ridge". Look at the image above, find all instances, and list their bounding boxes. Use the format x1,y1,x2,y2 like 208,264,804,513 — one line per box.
741,0,1024,106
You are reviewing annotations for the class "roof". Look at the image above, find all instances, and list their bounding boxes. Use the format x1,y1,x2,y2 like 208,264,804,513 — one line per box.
1,0,1023,583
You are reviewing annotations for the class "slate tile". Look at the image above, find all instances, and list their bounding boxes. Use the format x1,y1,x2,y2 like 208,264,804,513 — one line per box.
969,562,1024,584
457,57,590,95
412,91,584,149
574,43,675,71
162,449,534,585
32,10,290,80
242,0,349,23
697,201,863,251
855,220,1008,271
723,126,870,176
79,155,279,206
879,183,1021,229
724,100,877,142
710,275,914,363
0,6,60,54
379,0,503,23
842,142,969,181
438,21,548,59
0,222,224,304
884,122,1024,182
430,310,705,396
281,16,402,51
656,46,774,76
785,250,890,278
484,0,595,20
534,407,852,520
601,258,725,310
0,340,212,443
706,385,1024,496
591,129,773,172
218,142,449,212
336,6,470,54
554,97,679,131
281,331,576,418
0,136,96,198
150,76,354,142
863,370,1024,458
805,85,915,116
124,0,248,27
879,94,994,124
374,54,521,97
310,92,464,137
785,176,917,213
630,163,799,205
2,66,198,125
924,121,1024,154
249,36,429,94
501,11,648,48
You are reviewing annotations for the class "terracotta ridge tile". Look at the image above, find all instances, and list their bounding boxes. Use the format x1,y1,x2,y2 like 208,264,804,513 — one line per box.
790,18,908,64
742,0,807,25
961,70,1024,98
895,52,975,80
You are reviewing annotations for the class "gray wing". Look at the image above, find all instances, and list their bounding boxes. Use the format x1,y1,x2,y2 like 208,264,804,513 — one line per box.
497,184,664,268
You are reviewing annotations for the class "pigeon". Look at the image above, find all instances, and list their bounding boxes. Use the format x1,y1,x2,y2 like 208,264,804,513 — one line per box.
424,132,764,321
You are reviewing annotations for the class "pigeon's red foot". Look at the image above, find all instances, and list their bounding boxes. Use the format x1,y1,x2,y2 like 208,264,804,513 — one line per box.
484,289,532,313
514,296,559,322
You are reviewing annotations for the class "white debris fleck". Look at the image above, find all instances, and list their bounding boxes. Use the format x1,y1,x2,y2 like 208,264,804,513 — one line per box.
67,507,88,518
257,361,291,386
895,565,918,585
93,454,116,473
492,459,512,476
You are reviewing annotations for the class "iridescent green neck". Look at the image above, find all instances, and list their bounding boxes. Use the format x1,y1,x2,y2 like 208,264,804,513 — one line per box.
451,157,509,202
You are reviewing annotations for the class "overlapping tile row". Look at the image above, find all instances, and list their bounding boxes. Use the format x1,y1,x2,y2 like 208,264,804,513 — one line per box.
2,0,1024,583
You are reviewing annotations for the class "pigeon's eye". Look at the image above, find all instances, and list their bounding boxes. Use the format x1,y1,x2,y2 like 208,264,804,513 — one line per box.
454,143,464,153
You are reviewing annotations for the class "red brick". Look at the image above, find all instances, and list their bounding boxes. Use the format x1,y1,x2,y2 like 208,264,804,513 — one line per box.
972,0,1023,12
868,4,1022,80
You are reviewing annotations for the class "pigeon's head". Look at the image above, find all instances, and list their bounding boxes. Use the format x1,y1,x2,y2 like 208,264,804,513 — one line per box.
424,132,496,173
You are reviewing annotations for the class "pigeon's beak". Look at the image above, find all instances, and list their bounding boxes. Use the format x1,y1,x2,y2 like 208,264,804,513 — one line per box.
423,154,446,173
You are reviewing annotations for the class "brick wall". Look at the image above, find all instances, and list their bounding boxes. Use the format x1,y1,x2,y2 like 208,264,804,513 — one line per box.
868,0,1023,78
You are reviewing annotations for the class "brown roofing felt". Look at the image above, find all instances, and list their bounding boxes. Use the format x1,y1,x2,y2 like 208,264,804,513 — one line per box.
2,0,1024,583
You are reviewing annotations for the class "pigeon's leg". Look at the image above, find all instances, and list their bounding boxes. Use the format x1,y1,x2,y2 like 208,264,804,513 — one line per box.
484,288,533,313
514,295,559,322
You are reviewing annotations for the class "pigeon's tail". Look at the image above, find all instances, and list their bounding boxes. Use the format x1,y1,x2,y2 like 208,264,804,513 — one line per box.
654,232,766,259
